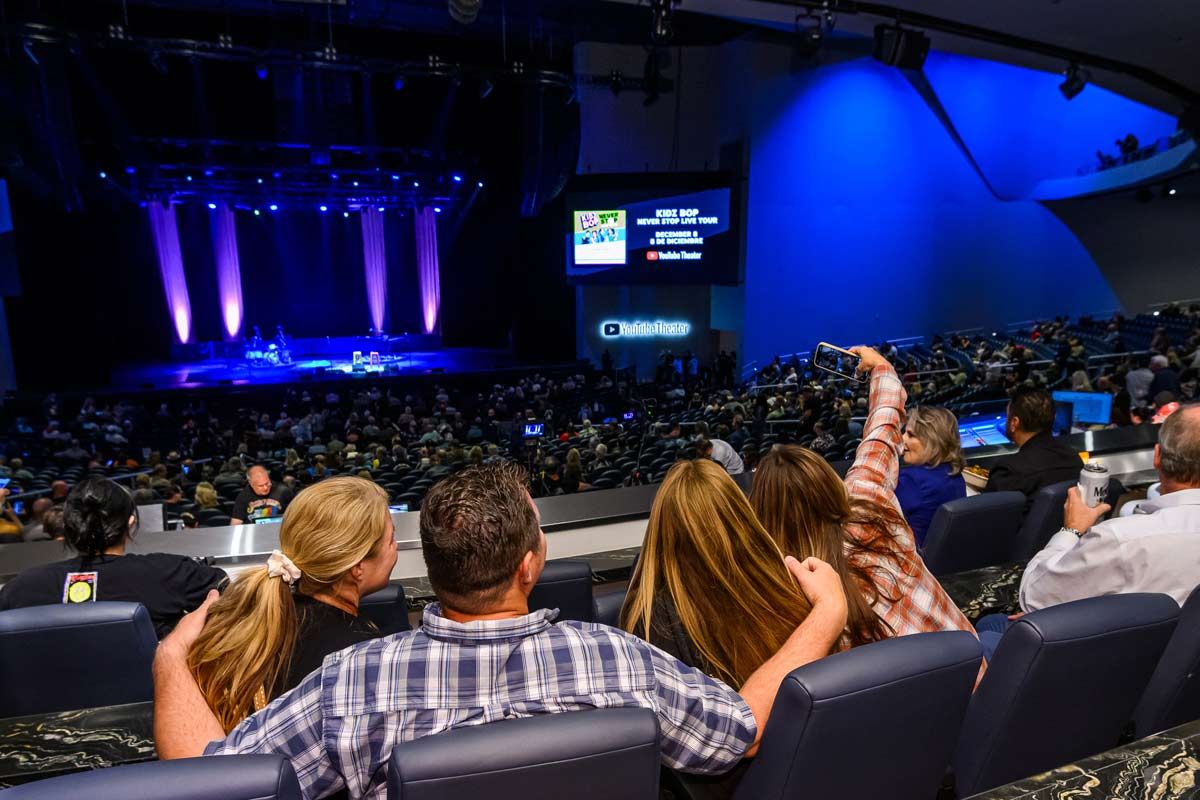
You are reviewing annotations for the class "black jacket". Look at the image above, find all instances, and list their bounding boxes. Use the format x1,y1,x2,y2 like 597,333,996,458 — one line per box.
984,431,1082,512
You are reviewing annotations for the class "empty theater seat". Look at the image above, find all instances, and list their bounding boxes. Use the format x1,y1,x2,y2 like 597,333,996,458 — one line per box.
528,559,595,623
729,631,982,800
952,593,1180,797
359,582,413,636
1134,585,1200,737
0,601,158,716
922,492,1026,575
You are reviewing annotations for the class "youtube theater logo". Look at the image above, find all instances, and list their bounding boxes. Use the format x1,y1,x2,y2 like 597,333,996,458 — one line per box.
646,251,659,261
603,323,620,337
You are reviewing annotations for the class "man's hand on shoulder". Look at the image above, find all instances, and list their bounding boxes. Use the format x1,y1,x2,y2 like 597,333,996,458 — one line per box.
157,589,219,665
785,555,848,632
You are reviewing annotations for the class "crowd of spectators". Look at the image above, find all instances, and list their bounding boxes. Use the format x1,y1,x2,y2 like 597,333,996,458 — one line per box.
1,321,1199,797
0,307,1194,539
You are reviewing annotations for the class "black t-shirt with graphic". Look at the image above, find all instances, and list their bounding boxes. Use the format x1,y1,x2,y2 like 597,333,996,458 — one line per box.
232,484,293,523
0,553,228,638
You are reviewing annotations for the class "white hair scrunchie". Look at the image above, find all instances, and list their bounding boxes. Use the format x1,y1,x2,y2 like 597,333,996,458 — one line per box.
266,549,302,585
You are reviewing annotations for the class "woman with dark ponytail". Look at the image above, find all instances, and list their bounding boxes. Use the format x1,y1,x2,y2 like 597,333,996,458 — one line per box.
0,477,227,638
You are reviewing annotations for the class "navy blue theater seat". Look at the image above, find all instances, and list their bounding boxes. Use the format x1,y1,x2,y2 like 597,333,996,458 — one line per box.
386,707,660,800
730,631,982,800
0,601,158,717
0,754,300,800
528,559,595,623
1134,584,1200,737
953,593,1179,797
922,492,1025,575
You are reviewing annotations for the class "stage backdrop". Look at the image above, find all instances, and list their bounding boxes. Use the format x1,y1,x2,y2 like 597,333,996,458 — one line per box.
175,206,424,342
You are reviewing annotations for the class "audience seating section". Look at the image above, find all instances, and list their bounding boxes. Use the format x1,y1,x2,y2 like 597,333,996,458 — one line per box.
952,593,1180,797
0,754,301,800
1134,585,1200,738
921,492,1026,576
731,631,982,800
0,601,158,717
386,707,660,800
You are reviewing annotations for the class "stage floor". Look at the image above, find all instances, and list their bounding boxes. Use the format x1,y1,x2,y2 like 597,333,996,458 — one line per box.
112,347,526,391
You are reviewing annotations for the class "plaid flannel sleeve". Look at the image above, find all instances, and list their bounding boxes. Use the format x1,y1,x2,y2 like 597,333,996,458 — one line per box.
644,644,757,774
843,363,907,513
203,667,342,800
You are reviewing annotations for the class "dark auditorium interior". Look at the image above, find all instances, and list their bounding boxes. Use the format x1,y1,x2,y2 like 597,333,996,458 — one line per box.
1,0,1199,797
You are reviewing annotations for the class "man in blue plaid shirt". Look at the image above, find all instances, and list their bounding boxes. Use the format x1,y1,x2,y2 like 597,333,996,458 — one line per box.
154,463,847,800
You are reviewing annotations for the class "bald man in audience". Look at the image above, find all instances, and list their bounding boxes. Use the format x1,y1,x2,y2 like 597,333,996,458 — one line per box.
229,466,292,525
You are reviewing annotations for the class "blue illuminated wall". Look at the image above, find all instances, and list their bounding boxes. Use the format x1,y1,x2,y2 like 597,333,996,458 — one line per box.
921,52,1178,199
742,56,1123,369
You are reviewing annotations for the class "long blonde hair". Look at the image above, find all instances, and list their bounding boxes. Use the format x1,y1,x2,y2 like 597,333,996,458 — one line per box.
905,407,966,475
187,477,390,733
621,459,814,687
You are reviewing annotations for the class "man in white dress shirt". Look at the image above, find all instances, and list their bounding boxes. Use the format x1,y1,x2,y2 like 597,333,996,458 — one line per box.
1019,404,1200,611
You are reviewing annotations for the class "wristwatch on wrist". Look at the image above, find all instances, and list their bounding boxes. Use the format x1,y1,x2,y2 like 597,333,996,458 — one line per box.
1060,526,1084,538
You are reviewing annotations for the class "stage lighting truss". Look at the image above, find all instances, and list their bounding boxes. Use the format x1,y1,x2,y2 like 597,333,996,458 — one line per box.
11,22,573,93
115,138,474,213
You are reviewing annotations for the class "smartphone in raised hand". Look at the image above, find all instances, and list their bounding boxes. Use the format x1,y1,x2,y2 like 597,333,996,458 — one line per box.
813,342,866,383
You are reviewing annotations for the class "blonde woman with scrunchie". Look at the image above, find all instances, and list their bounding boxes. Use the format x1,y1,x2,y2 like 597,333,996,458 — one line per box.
187,477,398,733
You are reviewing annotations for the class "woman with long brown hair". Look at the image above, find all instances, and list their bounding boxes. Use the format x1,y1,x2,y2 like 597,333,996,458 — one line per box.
750,347,982,653
187,477,398,732
621,458,823,688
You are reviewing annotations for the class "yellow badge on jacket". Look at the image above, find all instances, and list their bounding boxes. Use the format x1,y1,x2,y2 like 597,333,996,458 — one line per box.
62,571,98,603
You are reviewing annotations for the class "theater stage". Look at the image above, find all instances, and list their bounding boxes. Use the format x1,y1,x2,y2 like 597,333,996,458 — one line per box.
111,334,530,392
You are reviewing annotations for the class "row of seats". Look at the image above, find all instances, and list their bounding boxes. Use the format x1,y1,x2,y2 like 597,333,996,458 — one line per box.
5,590,1199,799
0,560,610,717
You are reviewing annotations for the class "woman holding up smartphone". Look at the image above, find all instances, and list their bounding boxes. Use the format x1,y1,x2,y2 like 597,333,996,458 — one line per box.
750,346,985,678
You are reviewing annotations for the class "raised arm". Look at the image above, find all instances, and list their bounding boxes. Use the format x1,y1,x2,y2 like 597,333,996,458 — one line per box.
842,346,907,513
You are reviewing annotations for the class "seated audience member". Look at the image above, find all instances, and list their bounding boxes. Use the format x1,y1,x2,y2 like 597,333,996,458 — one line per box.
193,482,220,510
0,478,226,637
1020,404,1200,610
0,488,24,543
153,463,848,800
623,458,850,687
697,437,745,475
1150,354,1182,399
230,465,293,525
188,478,394,732
748,349,979,647
983,387,1083,511
21,497,55,541
561,448,588,494
894,407,968,546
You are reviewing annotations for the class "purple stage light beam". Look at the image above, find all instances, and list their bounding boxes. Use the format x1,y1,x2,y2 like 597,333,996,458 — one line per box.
147,201,193,344
415,206,441,335
211,203,245,340
360,207,388,334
